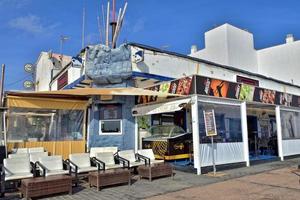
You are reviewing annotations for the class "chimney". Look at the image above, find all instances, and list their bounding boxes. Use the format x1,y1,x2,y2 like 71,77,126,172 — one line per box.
191,45,198,54
286,34,295,43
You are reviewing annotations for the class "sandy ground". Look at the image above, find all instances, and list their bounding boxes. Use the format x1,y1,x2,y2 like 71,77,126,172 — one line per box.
146,167,300,200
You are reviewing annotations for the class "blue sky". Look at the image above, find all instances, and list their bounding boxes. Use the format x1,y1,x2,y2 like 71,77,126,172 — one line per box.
0,0,300,90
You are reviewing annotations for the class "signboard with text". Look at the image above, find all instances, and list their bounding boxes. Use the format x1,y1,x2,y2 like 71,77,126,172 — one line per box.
203,110,217,137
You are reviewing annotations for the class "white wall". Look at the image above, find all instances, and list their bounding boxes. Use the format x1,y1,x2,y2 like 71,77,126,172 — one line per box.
132,46,300,96
257,41,300,86
50,66,82,91
190,23,300,90
35,52,52,91
190,24,258,73
282,139,300,156
200,142,245,167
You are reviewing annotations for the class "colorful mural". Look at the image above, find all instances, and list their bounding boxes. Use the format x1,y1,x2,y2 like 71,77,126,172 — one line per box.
137,75,300,109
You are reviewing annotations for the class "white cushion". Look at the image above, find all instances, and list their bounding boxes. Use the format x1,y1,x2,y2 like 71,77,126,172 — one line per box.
4,157,31,174
46,169,69,177
77,166,98,173
30,152,48,163
8,153,29,159
150,160,164,165
137,149,164,164
12,148,28,154
39,155,63,171
106,164,123,170
137,149,156,160
118,150,136,163
5,172,33,181
95,152,115,165
28,147,44,153
90,147,118,158
69,153,91,168
129,161,144,167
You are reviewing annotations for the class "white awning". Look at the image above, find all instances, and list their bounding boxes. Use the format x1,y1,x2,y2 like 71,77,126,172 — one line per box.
132,98,191,116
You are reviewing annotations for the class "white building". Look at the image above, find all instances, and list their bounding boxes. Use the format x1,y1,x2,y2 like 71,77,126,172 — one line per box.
35,52,71,91
190,23,300,86
31,24,300,175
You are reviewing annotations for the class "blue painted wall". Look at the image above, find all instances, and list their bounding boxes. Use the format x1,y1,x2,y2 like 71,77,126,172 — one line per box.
88,80,136,151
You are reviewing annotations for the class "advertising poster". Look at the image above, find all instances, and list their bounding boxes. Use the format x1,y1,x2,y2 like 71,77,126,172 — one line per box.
169,79,180,94
253,88,276,104
239,84,255,101
292,95,300,107
195,76,211,95
159,82,171,93
209,79,229,98
226,82,241,99
278,93,293,106
281,111,296,139
176,76,193,95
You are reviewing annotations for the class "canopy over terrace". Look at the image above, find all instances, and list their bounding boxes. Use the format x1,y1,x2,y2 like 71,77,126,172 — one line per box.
4,88,181,158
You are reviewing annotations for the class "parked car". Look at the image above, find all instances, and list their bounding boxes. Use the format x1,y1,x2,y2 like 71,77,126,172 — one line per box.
142,125,192,160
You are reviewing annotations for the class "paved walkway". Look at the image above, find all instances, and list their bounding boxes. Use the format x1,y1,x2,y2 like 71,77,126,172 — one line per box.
3,158,299,200
147,167,300,200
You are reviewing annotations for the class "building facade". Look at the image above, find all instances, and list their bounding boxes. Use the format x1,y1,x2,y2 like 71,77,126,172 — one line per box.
32,24,300,174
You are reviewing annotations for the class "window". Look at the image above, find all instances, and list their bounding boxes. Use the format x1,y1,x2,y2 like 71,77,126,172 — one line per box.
198,102,242,143
99,104,122,135
281,110,300,139
7,108,84,142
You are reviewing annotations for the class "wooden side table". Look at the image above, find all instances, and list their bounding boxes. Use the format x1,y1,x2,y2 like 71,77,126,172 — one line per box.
138,163,173,181
20,175,72,200
88,168,131,191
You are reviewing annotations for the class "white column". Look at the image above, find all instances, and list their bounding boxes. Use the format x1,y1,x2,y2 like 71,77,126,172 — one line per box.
275,106,284,161
134,116,138,152
191,95,201,175
241,102,250,167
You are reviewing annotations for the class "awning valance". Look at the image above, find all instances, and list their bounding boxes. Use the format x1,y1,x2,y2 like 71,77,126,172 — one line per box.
10,87,182,97
132,98,191,116
7,96,88,110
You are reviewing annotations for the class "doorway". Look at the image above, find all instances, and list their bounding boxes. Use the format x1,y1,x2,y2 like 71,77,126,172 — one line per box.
247,105,278,161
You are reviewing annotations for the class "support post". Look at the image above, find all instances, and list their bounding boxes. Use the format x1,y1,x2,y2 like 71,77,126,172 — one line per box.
241,102,250,167
191,95,201,175
275,106,284,161
134,117,138,152
3,111,7,157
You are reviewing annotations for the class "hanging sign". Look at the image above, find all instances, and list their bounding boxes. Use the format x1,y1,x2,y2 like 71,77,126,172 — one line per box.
203,109,217,137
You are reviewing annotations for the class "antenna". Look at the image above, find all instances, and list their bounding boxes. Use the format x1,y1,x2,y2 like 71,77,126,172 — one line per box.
60,35,69,57
97,8,103,44
112,2,128,48
102,4,106,45
110,0,117,47
112,0,116,22
105,1,110,47
82,6,86,48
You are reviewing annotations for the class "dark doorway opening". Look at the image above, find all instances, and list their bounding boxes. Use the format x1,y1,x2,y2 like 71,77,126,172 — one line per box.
247,114,278,161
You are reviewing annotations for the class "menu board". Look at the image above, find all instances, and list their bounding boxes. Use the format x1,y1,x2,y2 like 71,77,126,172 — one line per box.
203,110,217,137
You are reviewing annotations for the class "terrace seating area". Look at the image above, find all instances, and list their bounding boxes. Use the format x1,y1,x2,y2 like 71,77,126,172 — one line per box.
0,146,173,198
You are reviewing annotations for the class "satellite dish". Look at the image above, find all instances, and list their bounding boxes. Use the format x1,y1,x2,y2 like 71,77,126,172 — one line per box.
24,63,34,73
23,80,34,89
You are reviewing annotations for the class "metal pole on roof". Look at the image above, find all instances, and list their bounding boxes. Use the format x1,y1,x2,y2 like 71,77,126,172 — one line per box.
105,1,110,47
0,64,5,107
82,6,86,48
